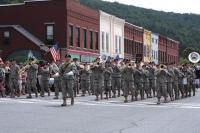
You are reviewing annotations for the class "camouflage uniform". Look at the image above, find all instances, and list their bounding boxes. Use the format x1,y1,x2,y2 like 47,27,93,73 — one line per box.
9,64,20,98
182,67,190,97
91,63,104,101
104,64,113,99
40,66,50,97
178,67,185,98
187,67,196,96
148,66,157,97
143,68,150,98
122,65,136,102
26,64,38,98
60,62,77,106
156,68,169,104
73,63,80,97
50,63,61,99
111,65,121,97
167,68,175,101
0,67,6,97
80,68,91,96
134,67,144,100
173,67,182,99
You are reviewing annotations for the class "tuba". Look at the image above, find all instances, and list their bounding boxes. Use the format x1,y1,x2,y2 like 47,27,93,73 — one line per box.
188,52,200,64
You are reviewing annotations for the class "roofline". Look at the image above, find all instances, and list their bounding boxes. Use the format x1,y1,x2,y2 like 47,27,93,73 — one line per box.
159,34,179,43
125,22,143,30
0,0,51,7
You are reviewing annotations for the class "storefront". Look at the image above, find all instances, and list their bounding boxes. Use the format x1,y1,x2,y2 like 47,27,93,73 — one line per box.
67,49,99,63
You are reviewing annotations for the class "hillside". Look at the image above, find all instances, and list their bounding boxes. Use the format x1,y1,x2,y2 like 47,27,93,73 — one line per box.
1,0,200,57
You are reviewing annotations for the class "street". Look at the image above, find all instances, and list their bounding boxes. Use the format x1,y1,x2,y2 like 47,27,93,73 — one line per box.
0,91,200,133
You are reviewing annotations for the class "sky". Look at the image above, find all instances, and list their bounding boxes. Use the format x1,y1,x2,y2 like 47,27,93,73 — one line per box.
103,0,200,14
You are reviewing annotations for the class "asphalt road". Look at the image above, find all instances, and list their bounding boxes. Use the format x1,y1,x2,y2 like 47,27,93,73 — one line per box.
0,91,200,133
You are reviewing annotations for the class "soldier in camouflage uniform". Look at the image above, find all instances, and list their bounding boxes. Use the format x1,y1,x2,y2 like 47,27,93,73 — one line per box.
156,65,169,104
80,63,91,96
142,65,150,98
0,60,6,97
9,59,20,98
122,60,136,102
40,62,50,97
178,66,185,98
187,65,196,96
111,59,121,98
60,54,77,106
26,58,38,99
148,63,157,97
104,61,113,99
167,64,175,101
73,58,80,97
50,61,61,99
181,64,190,98
134,62,144,100
173,66,183,100
90,58,104,101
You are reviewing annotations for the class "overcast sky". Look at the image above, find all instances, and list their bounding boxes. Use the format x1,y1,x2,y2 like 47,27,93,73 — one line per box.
103,0,200,14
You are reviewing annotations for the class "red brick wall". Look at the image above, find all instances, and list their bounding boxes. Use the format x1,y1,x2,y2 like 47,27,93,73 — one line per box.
158,35,179,65
124,23,143,60
66,0,99,55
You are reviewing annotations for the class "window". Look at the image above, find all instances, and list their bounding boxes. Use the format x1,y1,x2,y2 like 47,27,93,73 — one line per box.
106,33,109,52
46,25,54,45
76,27,80,47
119,36,121,54
95,32,98,50
3,31,10,44
152,38,154,43
83,29,87,48
90,31,93,49
102,32,104,50
115,35,118,53
143,45,146,57
69,25,73,46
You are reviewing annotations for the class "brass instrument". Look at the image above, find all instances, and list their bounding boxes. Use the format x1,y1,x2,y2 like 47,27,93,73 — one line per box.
188,52,200,64
19,60,37,74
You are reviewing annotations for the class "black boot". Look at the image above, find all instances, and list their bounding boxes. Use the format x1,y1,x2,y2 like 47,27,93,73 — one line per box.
61,99,67,106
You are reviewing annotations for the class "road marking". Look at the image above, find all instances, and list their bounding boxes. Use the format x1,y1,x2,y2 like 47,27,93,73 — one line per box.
1,97,200,109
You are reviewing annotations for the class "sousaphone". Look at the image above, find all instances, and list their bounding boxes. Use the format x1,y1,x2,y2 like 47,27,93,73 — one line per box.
188,52,200,64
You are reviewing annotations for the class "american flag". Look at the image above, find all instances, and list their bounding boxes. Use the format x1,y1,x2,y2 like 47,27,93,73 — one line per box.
50,43,60,62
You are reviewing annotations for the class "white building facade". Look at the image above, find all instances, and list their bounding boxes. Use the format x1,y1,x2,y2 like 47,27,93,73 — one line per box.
151,33,159,64
99,11,125,60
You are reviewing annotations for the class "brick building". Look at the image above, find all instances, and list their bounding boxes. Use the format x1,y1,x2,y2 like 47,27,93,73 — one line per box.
124,22,143,61
158,35,179,65
0,0,99,62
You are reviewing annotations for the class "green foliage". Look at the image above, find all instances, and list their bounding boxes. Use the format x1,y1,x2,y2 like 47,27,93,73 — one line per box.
1,0,200,58
179,57,189,65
